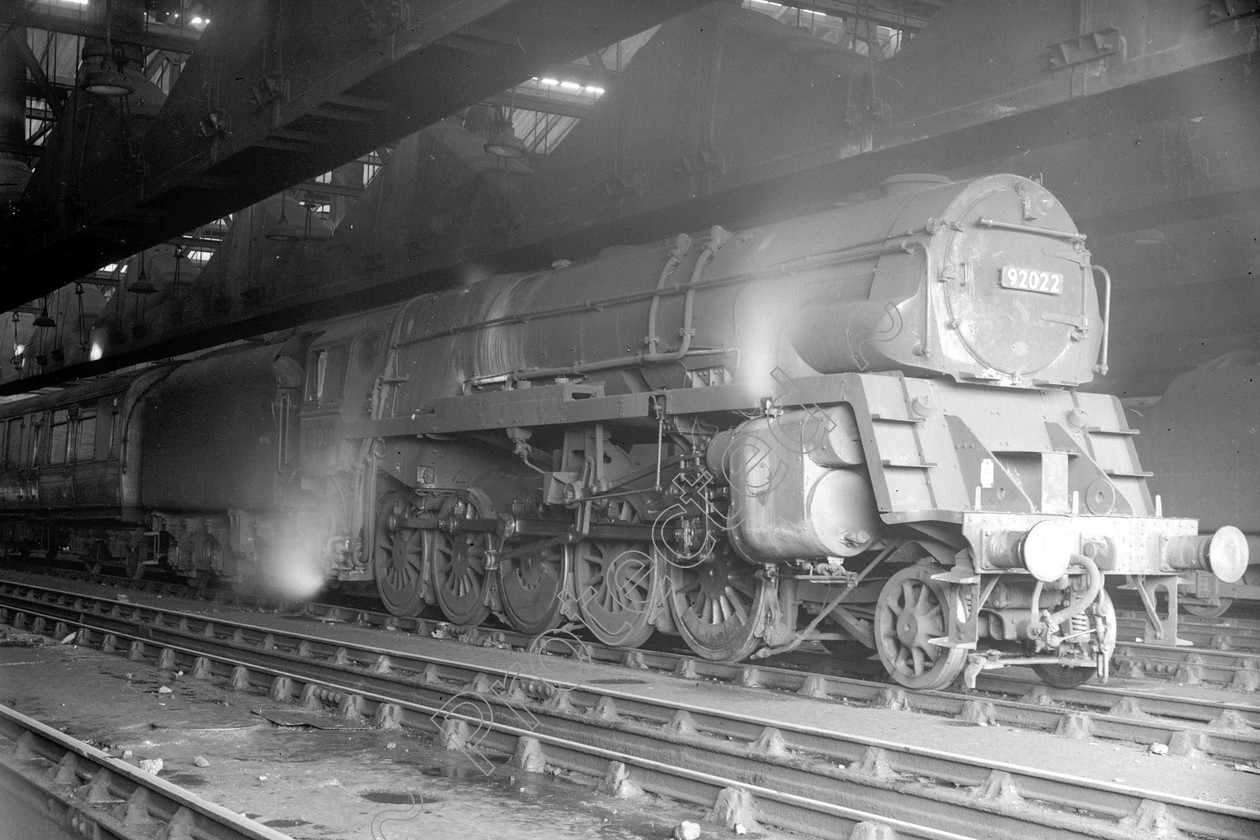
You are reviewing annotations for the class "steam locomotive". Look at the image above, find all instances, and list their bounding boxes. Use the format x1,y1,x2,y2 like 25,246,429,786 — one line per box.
0,173,1246,691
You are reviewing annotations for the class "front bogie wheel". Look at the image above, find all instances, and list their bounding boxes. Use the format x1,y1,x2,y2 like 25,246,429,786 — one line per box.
874,563,966,690
1184,598,1233,619
1031,588,1117,689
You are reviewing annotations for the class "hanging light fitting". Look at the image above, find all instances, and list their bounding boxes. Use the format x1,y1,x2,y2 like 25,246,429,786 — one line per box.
129,252,156,294
33,299,56,329
484,128,528,159
265,191,305,241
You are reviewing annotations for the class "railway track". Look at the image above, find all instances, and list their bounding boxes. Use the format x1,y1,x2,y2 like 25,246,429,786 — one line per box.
4,568,1259,762
2,577,1258,840
20,561,1260,667
1115,612,1260,655
26,562,1260,668
1110,639,1260,688
0,703,292,840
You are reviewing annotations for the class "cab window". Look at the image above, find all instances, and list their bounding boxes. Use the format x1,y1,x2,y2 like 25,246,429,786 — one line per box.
355,331,384,374
304,344,348,407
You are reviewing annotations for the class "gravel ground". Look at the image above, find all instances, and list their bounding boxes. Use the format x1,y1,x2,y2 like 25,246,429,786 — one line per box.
1,626,785,840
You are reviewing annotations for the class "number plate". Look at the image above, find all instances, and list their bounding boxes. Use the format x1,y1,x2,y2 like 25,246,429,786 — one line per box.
1000,265,1064,296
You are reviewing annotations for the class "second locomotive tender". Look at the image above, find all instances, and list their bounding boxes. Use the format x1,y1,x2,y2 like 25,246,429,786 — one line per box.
305,172,1245,690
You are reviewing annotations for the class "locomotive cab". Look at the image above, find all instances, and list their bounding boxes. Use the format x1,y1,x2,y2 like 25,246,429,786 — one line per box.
297,308,402,583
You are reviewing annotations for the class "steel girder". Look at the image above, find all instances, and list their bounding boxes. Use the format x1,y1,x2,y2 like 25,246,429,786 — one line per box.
2,1,1257,396
0,0,710,312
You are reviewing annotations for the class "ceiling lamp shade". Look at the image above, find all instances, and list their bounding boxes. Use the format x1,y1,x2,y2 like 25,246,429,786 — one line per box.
264,216,306,241
129,257,156,294
82,67,135,97
265,193,305,241
33,303,56,329
267,193,333,241
484,128,527,159
78,42,136,97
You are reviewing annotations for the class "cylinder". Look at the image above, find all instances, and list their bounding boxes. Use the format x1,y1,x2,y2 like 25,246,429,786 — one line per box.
714,412,880,561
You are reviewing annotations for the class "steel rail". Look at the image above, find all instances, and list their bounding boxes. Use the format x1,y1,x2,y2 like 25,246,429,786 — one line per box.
1116,611,1260,655
1110,638,1260,687
2,583,1258,840
1,597,968,840
2,570,1257,761
0,704,293,840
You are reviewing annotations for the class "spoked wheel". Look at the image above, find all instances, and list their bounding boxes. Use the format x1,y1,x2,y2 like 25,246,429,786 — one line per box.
189,538,220,593
123,550,146,581
373,491,428,617
497,542,564,636
668,548,771,662
874,563,967,690
572,539,662,648
431,499,492,627
1184,598,1233,619
83,544,107,576
1032,588,1117,689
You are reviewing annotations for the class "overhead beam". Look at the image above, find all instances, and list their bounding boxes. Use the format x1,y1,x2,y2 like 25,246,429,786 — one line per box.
0,140,41,157
0,0,710,311
0,6,201,54
7,27,62,119
762,0,933,32
487,89,593,119
9,52,1256,398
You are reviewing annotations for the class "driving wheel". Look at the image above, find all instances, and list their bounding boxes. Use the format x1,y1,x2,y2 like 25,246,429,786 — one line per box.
497,541,564,636
123,548,146,581
431,499,492,626
668,548,770,662
373,491,428,616
84,543,109,576
572,539,662,648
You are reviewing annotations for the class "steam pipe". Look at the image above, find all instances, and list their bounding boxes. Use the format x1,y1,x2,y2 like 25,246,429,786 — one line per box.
1038,553,1102,639
645,234,690,354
